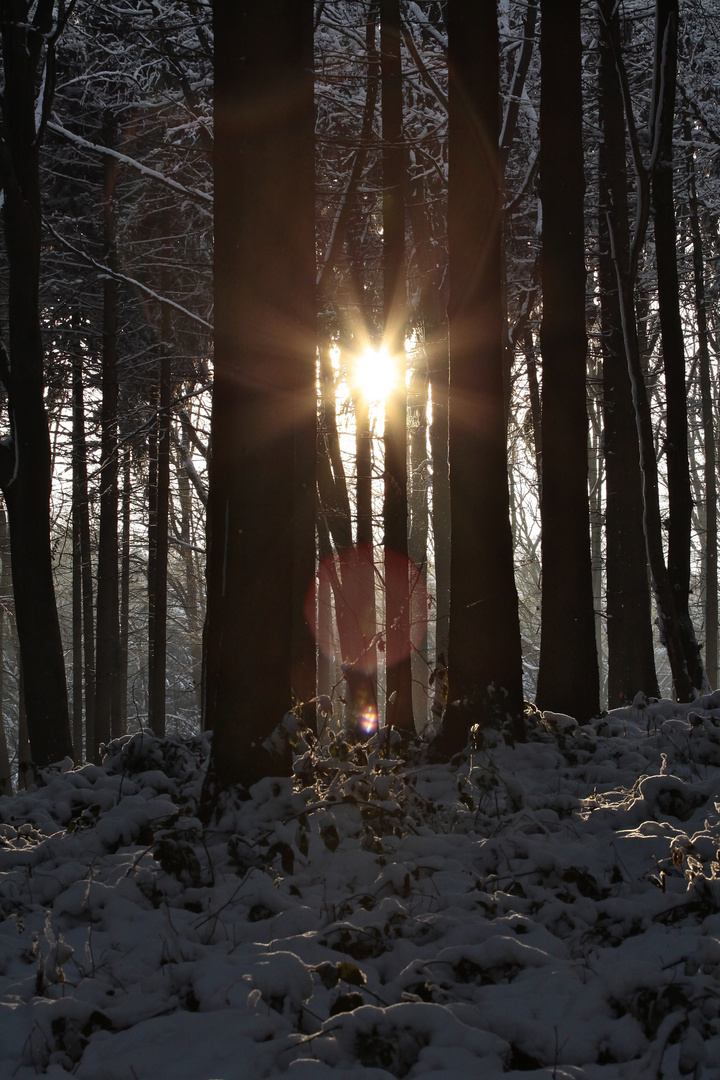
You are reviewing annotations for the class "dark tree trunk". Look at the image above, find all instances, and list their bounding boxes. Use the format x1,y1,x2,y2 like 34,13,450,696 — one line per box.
686,124,718,688
204,0,315,790
118,443,131,734
427,320,450,667
598,8,659,706
443,0,524,751
409,356,429,725
650,0,705,691
380,0,414,732
597,0,695,702
317,342,376,728
0,2,72,767
0,506,12,795
148,306,171,739
176,438,202,710
94,111,121,753
536,0,600,721
71,344,95,761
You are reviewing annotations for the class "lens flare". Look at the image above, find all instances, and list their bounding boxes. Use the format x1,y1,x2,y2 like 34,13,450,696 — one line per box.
357,706,378,737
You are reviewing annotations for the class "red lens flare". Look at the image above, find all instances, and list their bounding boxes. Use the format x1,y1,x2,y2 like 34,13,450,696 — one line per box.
305,544,427,672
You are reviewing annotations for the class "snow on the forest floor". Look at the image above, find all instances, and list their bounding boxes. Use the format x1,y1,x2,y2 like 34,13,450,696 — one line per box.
2,695,720,1079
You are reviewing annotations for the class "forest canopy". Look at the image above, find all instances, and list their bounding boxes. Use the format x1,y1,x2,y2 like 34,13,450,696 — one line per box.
0,0,719,792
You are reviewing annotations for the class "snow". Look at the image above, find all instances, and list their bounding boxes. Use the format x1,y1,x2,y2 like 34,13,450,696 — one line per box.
2,695,720,1079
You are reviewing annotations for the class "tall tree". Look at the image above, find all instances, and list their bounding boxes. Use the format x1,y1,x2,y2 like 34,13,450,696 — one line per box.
94,109,121,753
148,295,172,738
535,0,600,721
0,505,12,794
650,0,705,692
686,122,718,689
204,0,315,791
380,0,414,732
0,0,73,767
442,0,524,752
71,335,96,760
598,0,698,702
598,5,659,706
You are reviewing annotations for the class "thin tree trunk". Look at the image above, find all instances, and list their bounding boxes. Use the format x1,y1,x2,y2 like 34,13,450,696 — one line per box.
94,110,121,753
409,355,429,725
650,0,705,691
0,506,12,795
148,307,171,738
686,123,718,688
118,443,131,734
380,0,414,732
176,436,202,710
427,319,450,667
72,343,96,760
536,0,600,721
598,7,659,705
598,0,697,701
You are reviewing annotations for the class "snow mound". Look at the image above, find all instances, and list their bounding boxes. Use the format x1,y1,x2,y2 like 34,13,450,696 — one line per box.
1,705,720,1078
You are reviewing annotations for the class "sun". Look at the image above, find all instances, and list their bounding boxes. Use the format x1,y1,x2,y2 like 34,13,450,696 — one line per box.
352,345,397,402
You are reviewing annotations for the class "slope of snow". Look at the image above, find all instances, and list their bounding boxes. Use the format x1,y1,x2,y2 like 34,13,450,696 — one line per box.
1,694,720,1079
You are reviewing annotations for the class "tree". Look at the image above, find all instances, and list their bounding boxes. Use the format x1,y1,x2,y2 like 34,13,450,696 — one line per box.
203,0,316,791
94,109,121,754
535,0,600,722
380,0,414,732
650,0,705,692
442,0,524,751
0,0,74,767
598,3,659,706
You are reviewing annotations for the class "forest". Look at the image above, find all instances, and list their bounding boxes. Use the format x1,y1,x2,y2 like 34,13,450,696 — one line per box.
2,3,720,1077
0,0,718,790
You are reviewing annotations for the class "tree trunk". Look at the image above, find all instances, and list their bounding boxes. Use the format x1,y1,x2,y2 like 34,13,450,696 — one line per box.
598,8,659,706
94,110,121,753
409,354,429,726
598,0,695,702
204,0,315,791
176,436,202,710
0,3,73,767
380,0,414,732
686,123,718,688
118,442,131,734
443,0,524,751
428,319,450,668
148,306,171,738
0,506,12,795
536,0,600,721
650,0,705,692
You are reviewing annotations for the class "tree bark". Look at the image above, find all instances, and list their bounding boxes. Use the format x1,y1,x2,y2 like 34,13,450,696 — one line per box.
650,0,705,691
94,110,121,753
536,0,600,721
204,0,315,791
686,122,718,688
598,8,659,706
380,0,414,733
0,506,12,795
148,305,171,738
118,443,131,735
71,341,96,760
0,2,73,767
442,0,524,751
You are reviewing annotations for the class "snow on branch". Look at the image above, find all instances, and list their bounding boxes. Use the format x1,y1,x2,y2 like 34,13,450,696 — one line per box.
47,120,213,210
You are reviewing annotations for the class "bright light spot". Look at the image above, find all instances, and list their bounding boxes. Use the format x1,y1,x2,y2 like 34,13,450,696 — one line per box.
353,346,397,402
358,706,378,736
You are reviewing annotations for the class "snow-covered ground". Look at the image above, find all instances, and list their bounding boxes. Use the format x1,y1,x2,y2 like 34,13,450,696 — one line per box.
2,694,720,1079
